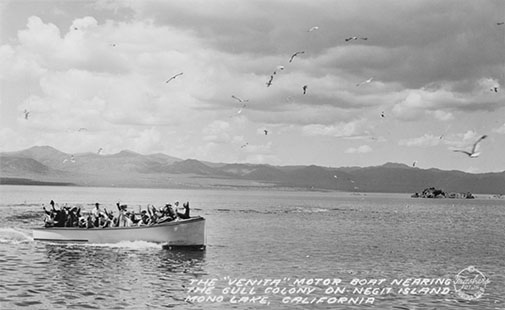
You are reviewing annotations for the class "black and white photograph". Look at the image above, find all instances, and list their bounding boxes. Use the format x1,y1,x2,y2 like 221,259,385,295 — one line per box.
0,0,504,309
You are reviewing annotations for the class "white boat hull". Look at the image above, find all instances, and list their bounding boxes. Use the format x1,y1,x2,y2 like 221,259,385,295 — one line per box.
32,217,205,247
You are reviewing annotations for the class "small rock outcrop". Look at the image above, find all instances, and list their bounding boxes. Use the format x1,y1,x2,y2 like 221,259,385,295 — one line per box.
411,187,474,199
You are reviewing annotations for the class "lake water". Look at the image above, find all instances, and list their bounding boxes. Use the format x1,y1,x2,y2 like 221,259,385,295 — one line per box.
0,185,504,309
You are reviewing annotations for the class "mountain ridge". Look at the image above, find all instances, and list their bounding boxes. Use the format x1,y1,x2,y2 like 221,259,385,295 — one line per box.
1,145,504,194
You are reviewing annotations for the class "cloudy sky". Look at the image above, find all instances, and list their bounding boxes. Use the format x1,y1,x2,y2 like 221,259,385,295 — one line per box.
1,0,504,172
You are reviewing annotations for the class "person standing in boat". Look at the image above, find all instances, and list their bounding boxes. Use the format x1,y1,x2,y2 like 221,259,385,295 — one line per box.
92,203,102,227
116,202,132,227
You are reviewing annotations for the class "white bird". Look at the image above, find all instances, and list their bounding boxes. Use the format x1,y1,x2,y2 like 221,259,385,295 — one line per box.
232,95,248,103
23,109,30,120
62,159,68,163
356,77,374,87
307,26,319,32
70,155,76,163
97,148,103,155
452,135,488,158
166,72,183,83
289,51,305,63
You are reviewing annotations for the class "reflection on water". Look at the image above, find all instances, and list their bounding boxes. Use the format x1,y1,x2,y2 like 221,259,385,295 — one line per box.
1,240,206,309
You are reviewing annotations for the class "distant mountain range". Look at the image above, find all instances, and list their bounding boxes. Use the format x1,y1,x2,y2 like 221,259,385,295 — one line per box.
1,146,504,194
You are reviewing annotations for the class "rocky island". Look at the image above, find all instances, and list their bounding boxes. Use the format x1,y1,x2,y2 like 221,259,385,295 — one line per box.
411,187,475,199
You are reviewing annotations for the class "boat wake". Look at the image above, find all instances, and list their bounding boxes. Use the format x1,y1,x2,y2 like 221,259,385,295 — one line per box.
0,227,34,244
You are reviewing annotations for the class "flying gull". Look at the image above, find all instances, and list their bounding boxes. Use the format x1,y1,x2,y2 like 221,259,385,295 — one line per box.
356,77,374,87
452,135,488,158
166,72,183,83
490,87,499,93
240,143,249,149
232,95,249,103
345,36,368,42
266,75,274,87
273,65,285,75
264,130,268,135
302,85,308,95
307,26,319,32
289,51,305,63
23,109,30,120
70,155,76,163
97,148,103,155
381,111,385,118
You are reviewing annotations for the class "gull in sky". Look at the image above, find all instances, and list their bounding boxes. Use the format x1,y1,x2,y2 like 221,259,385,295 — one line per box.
231,95,248,103
412,161,417,167
264,130,268,135
97,148,103,155
356,77,374,87
452,135,488,158
490,87,499,93
240,143,249,149
289,51,305,63
166,72,183,83
302,85,308,95
23,109,30,120
307,26,319,32
273,65,285,75
345,36,368,42
266,75,274,87
381,111,385,118
70,155,76,163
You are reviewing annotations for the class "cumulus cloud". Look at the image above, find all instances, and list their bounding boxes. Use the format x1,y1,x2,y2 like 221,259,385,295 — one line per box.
301,119,366,137
345,145,372,154
398,134,441,147
202,120,232,144
493,123,505,134
0,0,503,172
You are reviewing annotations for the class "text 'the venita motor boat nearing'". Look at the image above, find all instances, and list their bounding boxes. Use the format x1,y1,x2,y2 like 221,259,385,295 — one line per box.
32,217,206,249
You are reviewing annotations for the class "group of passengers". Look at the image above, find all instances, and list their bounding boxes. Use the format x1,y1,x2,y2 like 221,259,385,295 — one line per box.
42,200,190,228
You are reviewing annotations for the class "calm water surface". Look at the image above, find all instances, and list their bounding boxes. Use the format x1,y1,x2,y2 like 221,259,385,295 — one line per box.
0,185,504,309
